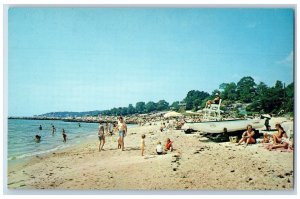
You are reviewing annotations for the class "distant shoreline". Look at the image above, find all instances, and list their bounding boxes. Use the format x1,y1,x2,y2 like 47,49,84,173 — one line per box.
7,116,138,124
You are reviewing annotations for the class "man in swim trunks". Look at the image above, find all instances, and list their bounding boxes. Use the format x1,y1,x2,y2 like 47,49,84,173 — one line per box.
117,116,127,151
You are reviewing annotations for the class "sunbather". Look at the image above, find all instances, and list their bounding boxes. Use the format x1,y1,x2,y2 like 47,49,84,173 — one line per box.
272,123,288,144
268,138,293,151
237,125,256,147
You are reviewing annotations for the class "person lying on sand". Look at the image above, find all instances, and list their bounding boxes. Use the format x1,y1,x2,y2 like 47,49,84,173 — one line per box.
237,125,256,147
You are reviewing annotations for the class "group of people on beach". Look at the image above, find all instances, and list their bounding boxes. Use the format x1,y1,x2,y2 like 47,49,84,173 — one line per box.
236,123,293,150
98,116,127,152
97,116,174,156
141,136,173,156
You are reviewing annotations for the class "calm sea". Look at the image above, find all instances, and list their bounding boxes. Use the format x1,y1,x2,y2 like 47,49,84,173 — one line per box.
7,119,122,163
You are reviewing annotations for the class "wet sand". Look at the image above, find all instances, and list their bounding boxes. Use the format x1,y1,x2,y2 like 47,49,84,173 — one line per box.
7,124,294,190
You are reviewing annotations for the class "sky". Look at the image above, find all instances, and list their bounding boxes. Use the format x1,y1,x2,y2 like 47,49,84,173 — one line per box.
7,8,294,116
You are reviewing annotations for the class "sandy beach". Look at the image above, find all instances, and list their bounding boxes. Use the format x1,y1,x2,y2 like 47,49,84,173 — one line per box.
7,123,294,190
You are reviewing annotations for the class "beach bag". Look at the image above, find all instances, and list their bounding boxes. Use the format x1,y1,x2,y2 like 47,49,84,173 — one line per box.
253,129,260,139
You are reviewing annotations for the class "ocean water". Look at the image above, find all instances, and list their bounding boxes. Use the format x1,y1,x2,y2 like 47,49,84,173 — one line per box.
7,119,112,163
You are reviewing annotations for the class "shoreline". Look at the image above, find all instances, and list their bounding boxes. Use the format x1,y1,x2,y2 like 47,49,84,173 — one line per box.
8,117,139,124
7,123,294,190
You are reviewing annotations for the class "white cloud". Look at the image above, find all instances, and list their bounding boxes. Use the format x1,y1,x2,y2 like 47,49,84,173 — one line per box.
276,51,294,65
246,22,258,29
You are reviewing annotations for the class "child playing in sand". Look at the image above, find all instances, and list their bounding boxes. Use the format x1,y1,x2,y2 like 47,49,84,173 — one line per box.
165,138,173,152
156,141,163,155
261,133,270,143
160,123,166,132
141,134,146,156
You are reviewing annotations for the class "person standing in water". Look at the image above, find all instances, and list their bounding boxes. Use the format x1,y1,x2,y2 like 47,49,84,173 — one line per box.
51,124,56,134
35,135,41,143
62,129,67,143
117,116,127,151
39,125,42,131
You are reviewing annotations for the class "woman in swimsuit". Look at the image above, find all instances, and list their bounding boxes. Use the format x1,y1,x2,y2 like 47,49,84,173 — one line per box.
272,123,288,144
98,123,105,151
237,125,256,147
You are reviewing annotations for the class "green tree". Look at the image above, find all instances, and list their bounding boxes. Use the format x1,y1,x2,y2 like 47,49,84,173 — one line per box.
145,101,157,113
156,100,169,111
120,107,128,115
193,99,201,111
221,82,237,101
253,82,269,112
135,102,146,113
284,82,294,112
170,101,180,111
236,76,256,103
184,90,210,110
127,104,136,115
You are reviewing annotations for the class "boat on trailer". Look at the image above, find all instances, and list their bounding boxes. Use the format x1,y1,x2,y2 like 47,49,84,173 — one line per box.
182,118,264,134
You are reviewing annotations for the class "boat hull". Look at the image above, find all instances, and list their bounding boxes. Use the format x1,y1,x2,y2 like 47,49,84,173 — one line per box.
182,119,264,134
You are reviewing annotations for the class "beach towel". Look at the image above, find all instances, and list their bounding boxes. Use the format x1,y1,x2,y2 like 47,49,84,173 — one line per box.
260,143,293,153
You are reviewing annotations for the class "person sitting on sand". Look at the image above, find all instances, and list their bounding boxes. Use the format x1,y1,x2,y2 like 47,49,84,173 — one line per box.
237,125,256,147
272,123,288,144
268,137,293,151
205,93,221,108
156,141,164,155
165,138,173,152
160,123,166,132
62,129,67,143
35,135,41,143
141,134,146,156
261,133,270,143
117,116,127,151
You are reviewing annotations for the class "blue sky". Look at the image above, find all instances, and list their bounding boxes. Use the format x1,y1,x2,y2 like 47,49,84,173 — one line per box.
8,8,294,116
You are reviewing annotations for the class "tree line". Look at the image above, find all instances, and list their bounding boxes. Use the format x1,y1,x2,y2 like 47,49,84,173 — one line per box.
99,76,293,116
39,76,294,118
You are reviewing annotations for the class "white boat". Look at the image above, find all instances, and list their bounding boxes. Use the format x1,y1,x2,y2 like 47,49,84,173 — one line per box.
182,118,265,134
